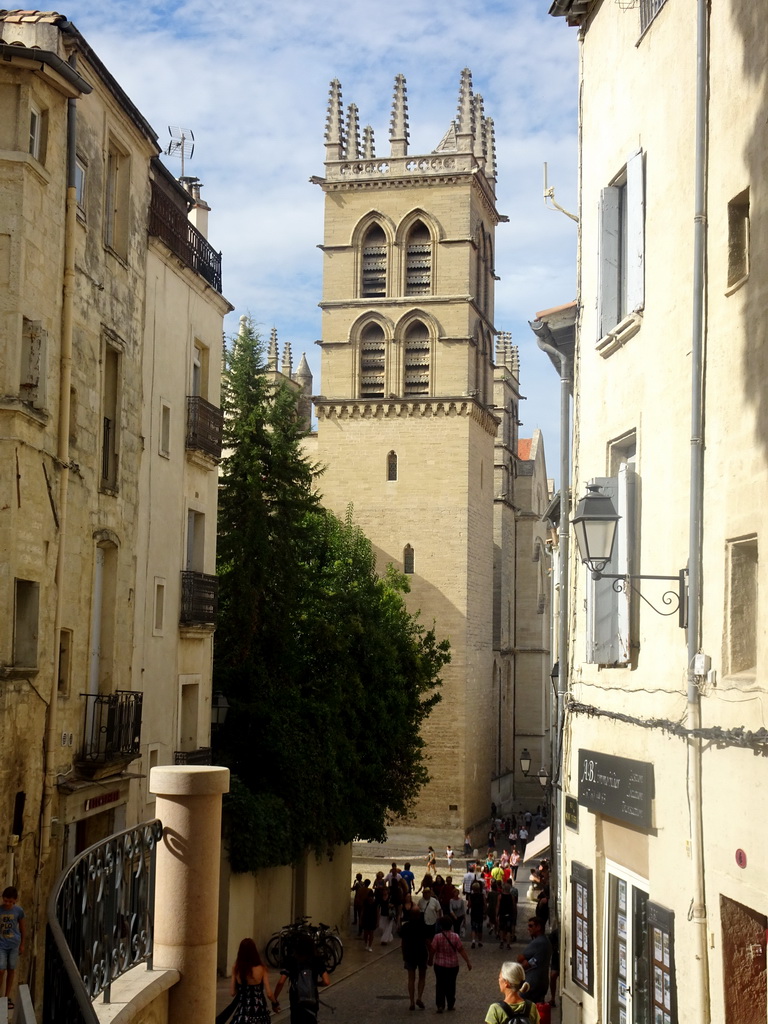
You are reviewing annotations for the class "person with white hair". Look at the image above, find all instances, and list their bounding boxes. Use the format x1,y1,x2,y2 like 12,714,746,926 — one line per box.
484,961,540,1023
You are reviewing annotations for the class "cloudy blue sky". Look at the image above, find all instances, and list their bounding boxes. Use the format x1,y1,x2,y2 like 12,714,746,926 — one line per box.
62,0,579,479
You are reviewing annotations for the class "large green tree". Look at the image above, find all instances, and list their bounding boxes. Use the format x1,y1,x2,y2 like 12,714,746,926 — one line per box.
214,320,448,871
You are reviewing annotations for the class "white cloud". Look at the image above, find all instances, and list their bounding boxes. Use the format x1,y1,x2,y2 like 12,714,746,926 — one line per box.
61,0,579,477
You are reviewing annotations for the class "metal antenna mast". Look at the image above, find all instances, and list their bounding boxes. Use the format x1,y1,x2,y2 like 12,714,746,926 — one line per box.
166,125,195,178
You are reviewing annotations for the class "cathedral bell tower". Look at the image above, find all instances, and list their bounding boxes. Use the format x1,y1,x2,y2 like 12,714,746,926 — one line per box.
312,70,503,829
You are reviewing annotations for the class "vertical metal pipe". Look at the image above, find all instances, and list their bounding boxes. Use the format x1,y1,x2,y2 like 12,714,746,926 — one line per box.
687,0,711,1019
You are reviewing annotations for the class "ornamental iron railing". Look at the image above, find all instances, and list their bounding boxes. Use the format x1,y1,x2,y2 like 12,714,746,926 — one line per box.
78,691,142,771
149,180,222,292
186,395,223,460
43,819,163,1024
179,570,218,625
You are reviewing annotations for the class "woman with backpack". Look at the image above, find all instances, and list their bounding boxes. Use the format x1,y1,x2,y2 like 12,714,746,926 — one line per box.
484,962,540,1024
273,933,330,1024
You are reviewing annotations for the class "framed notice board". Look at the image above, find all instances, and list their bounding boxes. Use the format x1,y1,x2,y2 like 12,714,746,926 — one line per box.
571,861,594,995
647,902,677,1024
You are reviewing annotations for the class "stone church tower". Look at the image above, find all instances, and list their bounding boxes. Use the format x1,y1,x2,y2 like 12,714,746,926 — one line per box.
311,70,507,830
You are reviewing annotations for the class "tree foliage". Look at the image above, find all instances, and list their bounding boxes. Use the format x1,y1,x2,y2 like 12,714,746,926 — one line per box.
214,319,449,872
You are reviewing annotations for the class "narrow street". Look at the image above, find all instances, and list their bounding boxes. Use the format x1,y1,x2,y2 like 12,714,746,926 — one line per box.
217,826,561,1024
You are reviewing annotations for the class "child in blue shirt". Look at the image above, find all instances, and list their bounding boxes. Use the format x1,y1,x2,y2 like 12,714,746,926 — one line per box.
0,886,25,1011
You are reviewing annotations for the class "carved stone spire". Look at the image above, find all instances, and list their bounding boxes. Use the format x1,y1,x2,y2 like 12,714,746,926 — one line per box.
456,68,475,153
485,117,497,183
362,124,375,159
281,340,293,378
389,73,409,158
325,78,345,161
345,103,361,161
473,93,486,163
268,327,278,370
510,343,520,377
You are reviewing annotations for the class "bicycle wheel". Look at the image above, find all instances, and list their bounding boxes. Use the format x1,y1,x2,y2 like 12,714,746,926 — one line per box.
265,935,282,968
324,933,343,966
317,937,339,974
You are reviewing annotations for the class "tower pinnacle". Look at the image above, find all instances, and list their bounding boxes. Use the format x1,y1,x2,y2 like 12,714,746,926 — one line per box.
325,78,345,160
345,103,361,161
456,68,475,153
389,73,409,158
362,124,376,159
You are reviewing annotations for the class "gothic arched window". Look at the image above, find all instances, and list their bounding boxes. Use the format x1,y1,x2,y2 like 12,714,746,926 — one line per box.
403,320,430,396
359,322,386,399
403,544,415,574
361,223,387,298
387,450,398,481
404,221,432,296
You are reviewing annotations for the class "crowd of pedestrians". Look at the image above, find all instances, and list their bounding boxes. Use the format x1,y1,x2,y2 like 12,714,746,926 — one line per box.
217,806,557,1024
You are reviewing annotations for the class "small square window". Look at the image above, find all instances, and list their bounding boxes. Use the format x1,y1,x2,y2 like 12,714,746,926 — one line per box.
160,401,171,457
727,188,749,291
75,158,87,212
14,579,40,668
153,578,166,635
29,105,41,160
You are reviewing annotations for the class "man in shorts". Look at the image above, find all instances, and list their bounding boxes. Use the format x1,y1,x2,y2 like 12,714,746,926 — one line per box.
0,887,25,1011
399,905,428,1010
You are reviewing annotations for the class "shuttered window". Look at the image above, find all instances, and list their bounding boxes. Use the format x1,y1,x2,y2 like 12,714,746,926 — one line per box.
405,221,432,296
585,463,636,665
359,323,386,399
403,321,430,396
361,224,387,297
598,149,644,339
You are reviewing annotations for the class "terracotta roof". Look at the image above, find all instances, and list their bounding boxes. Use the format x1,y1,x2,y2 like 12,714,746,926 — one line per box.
0,11,66,23
518,438,532,461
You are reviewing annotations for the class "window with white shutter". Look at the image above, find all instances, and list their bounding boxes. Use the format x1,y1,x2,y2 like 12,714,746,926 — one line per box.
598,150,645,343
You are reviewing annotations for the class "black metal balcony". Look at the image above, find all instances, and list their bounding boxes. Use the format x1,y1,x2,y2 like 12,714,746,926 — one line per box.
76,691,142,778
149,180,222,292
186,395,223,460
180,570,218,626
174,747,212,765
44,819,163,1022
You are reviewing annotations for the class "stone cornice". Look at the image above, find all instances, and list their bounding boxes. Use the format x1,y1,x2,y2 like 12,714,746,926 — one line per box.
314,396,499,434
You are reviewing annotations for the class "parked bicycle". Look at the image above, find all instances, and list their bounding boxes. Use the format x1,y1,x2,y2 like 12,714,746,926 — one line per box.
265,916,344,974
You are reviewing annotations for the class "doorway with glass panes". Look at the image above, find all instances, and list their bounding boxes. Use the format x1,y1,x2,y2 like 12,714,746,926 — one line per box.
605,862,649,1024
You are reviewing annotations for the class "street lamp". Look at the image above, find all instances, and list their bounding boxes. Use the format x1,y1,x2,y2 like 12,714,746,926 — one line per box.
572,484,688,627
537,767,550,790
571,484,620,574
211,691,230,729
519,748,532,777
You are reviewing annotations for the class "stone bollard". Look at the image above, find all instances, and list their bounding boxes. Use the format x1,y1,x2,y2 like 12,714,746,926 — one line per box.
150,765,230,1024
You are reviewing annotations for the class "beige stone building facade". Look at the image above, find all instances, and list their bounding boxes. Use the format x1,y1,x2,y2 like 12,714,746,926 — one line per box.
0,8,230,990
548,1,768,1021
305,71,552,830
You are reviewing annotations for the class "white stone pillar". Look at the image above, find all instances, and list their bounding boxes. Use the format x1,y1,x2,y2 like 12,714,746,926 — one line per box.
150,765,230,1024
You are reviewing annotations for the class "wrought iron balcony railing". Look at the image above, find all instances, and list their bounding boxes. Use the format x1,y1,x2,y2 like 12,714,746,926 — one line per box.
77,691,142,776
44,819,163,1023
180,570,218,626
149,180,222,292
174,747,212,765
186,395,223,460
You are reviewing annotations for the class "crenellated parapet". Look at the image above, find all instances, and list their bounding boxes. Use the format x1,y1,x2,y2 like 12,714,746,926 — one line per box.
314,396,500,435
316,69,498,203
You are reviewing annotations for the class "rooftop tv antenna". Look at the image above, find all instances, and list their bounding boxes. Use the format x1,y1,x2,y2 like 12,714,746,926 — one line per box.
166,126,195,178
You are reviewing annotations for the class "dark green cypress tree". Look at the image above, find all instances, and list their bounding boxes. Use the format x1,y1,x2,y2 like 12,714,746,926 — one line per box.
214,319,448,871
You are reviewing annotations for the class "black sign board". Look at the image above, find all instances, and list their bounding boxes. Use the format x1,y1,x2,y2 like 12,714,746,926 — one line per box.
577,749,654,829
565,795,579,831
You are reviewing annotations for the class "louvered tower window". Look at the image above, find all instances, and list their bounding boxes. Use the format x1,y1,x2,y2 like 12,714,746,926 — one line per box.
405,221,432,295
360,323,386,399
403,321,430,396
361,224,387,297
